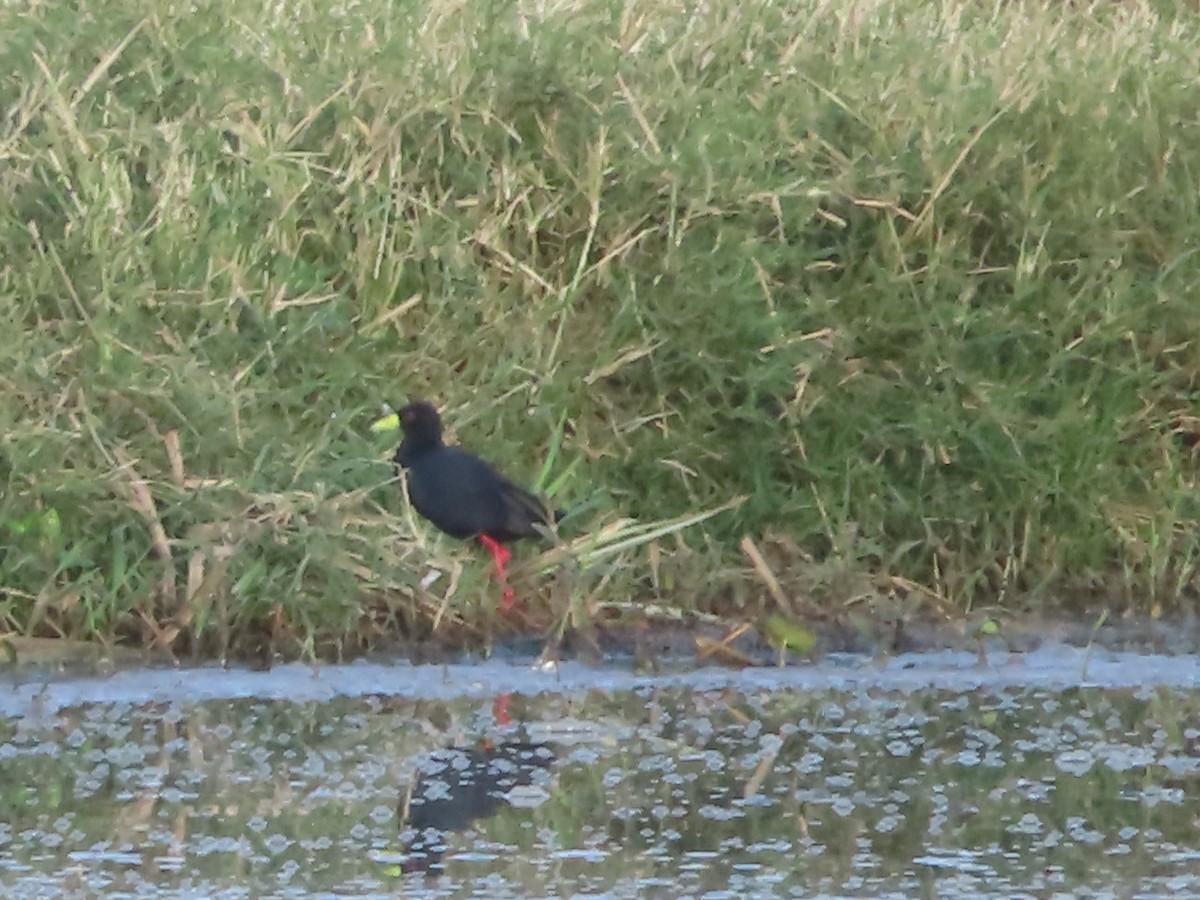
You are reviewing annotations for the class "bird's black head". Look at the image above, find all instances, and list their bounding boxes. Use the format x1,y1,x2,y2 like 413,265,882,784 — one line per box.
396,400,445,467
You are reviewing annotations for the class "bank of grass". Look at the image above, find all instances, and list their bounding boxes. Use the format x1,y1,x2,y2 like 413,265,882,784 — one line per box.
1,0,1199,659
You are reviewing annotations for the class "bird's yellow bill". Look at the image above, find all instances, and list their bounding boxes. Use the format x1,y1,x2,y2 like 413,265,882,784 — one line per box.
370,412,400,434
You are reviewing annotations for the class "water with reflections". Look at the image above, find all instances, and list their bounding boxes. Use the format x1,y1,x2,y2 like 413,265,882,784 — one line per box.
2,645,1198,897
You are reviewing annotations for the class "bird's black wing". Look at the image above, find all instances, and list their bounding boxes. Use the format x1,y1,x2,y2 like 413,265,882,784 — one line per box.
492,476,558,541
406,447,557,542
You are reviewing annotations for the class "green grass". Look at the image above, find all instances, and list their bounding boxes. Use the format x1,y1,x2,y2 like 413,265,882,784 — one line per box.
2,0,1200,658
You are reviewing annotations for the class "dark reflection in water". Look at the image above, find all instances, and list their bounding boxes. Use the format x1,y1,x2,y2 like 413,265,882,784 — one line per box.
1,665,1199,898
401,738,557,874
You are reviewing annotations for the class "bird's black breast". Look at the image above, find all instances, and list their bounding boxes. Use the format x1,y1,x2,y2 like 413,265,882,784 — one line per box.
404,447,514,540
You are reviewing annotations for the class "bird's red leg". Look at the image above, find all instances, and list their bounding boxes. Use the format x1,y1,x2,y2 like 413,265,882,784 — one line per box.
478,534,515,609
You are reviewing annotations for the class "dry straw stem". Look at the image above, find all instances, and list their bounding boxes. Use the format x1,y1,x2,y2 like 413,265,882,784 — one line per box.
112,447,176,608
740,535,790,613
532,497,747,573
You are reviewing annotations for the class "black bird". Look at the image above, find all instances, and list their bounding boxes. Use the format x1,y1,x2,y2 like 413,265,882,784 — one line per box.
394,400,561,607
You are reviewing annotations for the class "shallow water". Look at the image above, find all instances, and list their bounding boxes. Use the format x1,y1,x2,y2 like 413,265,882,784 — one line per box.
2,645,1198,898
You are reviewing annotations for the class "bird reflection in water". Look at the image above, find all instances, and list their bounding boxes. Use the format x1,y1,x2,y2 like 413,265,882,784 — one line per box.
399,695,557,874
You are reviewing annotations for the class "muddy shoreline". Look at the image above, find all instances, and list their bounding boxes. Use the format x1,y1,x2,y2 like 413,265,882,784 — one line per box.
3,608,1198,683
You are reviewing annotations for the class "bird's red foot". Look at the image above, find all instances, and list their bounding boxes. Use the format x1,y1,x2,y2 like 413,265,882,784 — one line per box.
492,692,512,726
479,534,516,610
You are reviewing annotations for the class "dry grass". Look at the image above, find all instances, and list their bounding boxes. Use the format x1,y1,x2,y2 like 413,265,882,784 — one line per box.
2,0,1200,658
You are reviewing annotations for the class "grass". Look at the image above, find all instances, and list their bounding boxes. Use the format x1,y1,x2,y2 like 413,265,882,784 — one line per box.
2,0,1200,659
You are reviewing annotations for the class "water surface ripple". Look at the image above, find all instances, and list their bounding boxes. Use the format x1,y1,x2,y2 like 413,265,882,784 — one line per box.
1,644,1197,898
